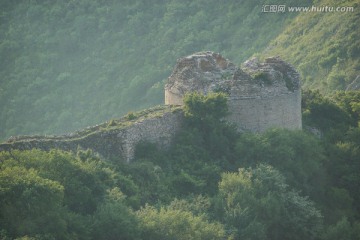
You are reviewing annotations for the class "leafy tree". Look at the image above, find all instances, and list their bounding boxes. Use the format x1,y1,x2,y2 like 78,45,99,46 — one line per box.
332,91,360,126
183,92,229,130
91,188,141,240
0,149,108,215
0,166,66,239
323,217,360,240
136,204,228,240
302,90,352,134
167,195,212,218
323,127,360,221
218,164,323,240
182,92,238,161
0,149,142,239
235,129,327,203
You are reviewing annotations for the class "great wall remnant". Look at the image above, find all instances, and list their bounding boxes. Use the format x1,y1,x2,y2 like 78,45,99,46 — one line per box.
165,51,302,132
0,52,302,161
0,106,183,162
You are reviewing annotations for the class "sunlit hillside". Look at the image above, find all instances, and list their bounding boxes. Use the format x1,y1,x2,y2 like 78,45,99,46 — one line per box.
262,0,359,92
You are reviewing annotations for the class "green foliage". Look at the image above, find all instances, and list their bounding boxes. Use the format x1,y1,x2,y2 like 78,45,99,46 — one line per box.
129,93,237,201
117,159,171,206
235,129,326,202
253,71,272,85
125,112,137,121
1,81,360,239
218,164,323,240
323,217,360,240
182,94,236,182
183,92,229,129
263,0,359,92
323,128,360,221
136,205,227,240
9,149,108,214
0,149,142,239
0,166,66,239
332,91,360,126
167,195,211,218
91,188,141,240
182,92,238,162
302,90,353,135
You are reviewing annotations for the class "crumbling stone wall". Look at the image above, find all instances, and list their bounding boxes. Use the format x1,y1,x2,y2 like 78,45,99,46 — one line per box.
227,90,302,132
116,111,183,162
165,52,236,105
0,51,303,162
0,107,183,162
165,51,302,132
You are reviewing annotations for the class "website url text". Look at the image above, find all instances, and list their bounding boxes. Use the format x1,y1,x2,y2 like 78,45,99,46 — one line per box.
262,5,355,13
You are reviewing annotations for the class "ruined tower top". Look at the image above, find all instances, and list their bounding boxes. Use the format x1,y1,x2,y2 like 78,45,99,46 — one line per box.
165,51,302,132
165,51,300,105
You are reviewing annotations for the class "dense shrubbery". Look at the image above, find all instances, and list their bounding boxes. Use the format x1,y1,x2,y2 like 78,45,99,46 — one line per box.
218,164,323,240
2,92,360,239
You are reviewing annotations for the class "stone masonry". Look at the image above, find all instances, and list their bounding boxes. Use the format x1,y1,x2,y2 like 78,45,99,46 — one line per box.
0,106,183,162
165,51,302,132
0,52,302,161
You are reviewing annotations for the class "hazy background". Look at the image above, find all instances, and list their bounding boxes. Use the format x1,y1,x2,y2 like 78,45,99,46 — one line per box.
0,0,358,139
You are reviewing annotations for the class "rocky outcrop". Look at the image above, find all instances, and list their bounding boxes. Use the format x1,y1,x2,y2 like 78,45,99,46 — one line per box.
165,51,302,132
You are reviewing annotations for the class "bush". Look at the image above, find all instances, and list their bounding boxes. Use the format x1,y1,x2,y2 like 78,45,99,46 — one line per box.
136,205,227,240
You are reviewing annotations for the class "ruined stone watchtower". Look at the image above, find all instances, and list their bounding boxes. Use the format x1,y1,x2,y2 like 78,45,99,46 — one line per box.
0,51,302,162
165,51,302,132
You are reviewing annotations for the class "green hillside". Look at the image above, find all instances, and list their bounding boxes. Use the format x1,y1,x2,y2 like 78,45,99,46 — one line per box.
0,0,308,140
1,91,360,239
1,1,360,238
262,0,359,92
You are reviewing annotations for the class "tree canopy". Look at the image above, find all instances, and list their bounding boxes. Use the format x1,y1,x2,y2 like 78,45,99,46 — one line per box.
0,0,359,238
0,91,360,239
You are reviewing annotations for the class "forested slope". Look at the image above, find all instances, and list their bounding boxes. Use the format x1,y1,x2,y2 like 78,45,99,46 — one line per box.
1,91,360,239
1,1,360,239
0,0,308,140
262,0,359,92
